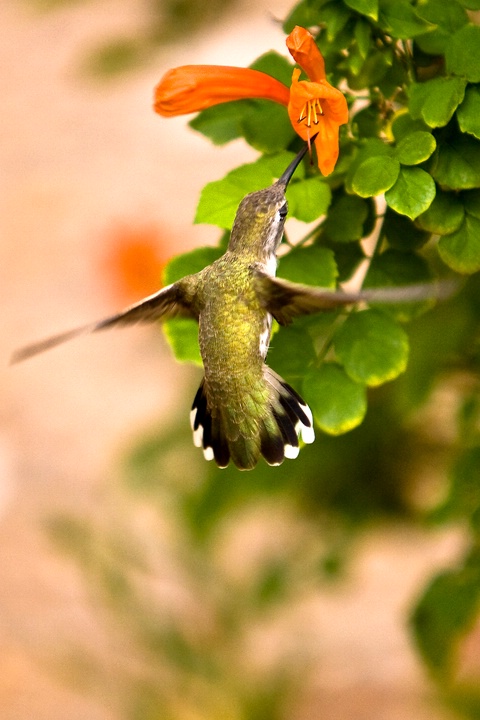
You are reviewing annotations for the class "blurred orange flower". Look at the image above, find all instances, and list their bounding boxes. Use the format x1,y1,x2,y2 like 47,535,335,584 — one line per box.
102,223,171,302
154,26,348,175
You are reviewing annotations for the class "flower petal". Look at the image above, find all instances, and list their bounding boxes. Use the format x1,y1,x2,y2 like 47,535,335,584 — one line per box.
154,65,290,117
286,26,326,82
288,74,348,175
314,120,341,176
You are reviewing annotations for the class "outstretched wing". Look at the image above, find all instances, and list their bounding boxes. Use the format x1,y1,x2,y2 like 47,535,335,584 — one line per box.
253,270,457,326
12,281,194,363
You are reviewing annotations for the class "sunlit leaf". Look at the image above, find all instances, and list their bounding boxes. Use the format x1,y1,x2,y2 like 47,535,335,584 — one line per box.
378,0,435,38
278,245,338,287
394,131,436,165
457,85,480,140
344,0,378,21
303,363,367,435
287,178,332,222
409,76,467,128
334,310,410,386
385,167,436,219
352,155,400,197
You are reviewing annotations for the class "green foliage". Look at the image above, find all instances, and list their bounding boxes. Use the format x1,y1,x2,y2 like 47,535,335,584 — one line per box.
384,166,436,219
351,155,400,197
409,77,467,128
411,552,480,676
164,0,480,454
333,309,409,386
303,363,367,434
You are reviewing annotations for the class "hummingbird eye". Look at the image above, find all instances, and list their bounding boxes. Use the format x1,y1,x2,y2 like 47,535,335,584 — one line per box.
279,203,288,219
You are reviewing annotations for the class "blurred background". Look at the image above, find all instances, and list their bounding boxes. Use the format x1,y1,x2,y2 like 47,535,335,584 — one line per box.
0,1,473,718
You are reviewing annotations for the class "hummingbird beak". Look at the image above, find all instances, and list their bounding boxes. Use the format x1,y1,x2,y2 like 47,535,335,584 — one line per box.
276,134,319,188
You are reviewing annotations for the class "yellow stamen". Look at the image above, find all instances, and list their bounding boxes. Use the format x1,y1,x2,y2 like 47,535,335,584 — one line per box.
298,98,324,127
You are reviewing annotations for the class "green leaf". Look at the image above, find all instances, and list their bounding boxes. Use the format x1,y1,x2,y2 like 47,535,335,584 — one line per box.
322,194,370,242
286,178,332,222
354,18,372,58
394,131,436,165
390,111,429,141
278,245,338,287
446,24,480,82
344,0,378,20
250,51,294,86
345,138,392,193
437,447,480,522
430,134,480,190
409,76,467,128
334,310,409,386
352,156,400,197
241,102,295,153
303,363,367,435
377,56,408,98
240,52,296,153
319,1,352,41
189,101,251,146
438,213,480,273
346,44,367,77
457,85,480,140
415,188,465,234
163,317,201,365
411,553,480,676
195,151,301,228
385,167,436,219
378,0,435,39
414,0,468,55
384,208,431,250
347,48,393,91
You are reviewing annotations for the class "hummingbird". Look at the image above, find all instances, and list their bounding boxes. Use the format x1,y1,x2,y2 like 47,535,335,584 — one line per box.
12,144,454,470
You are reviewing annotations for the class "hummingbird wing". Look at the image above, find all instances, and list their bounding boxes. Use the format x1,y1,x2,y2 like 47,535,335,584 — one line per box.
253,270,457,326
11,281,195,363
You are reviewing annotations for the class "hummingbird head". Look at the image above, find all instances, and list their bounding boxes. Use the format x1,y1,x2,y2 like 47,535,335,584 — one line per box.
227,142,311,261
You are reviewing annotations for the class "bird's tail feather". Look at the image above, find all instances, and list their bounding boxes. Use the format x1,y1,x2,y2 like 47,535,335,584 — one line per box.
190,368,314,470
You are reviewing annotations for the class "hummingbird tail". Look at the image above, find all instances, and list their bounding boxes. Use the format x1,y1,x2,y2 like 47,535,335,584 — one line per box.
190,370,315,471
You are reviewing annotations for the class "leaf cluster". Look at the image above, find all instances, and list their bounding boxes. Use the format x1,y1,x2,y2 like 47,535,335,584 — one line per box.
164,0,479,438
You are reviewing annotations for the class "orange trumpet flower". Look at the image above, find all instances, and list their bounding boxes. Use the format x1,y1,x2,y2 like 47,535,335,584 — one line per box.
154,26,348,176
